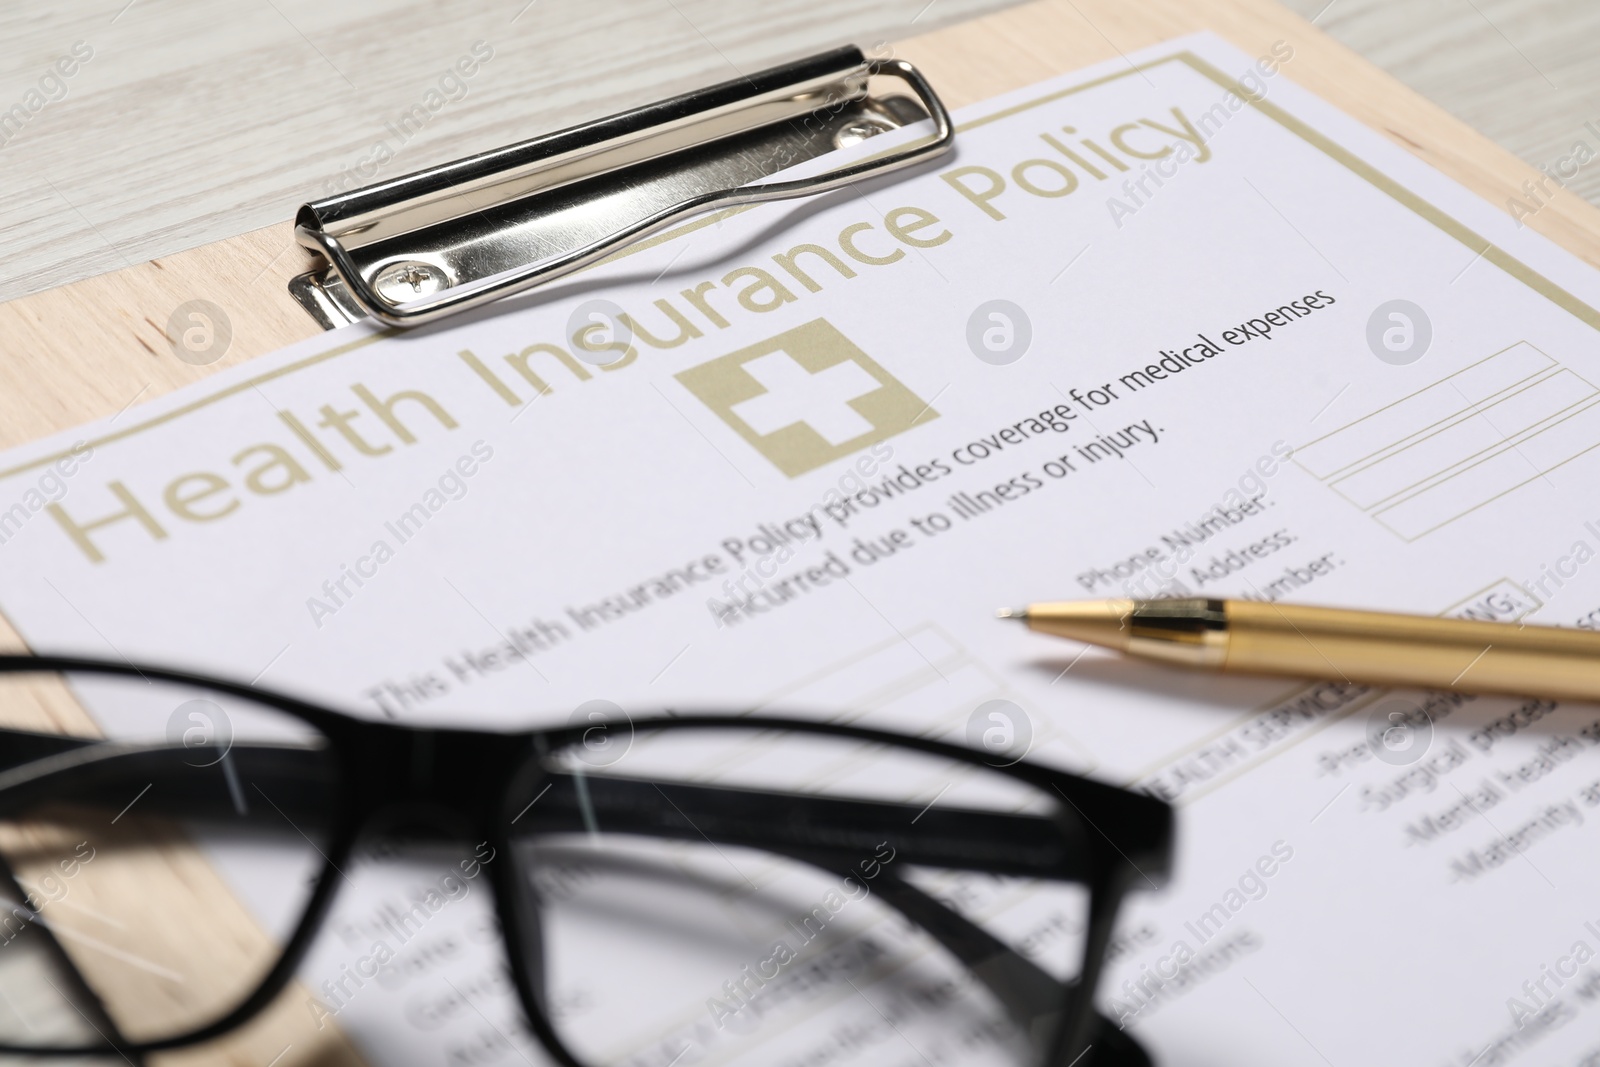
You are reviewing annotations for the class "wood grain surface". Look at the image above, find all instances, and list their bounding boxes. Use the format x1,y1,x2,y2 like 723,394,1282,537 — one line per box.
1282,0,1600,209
4,2,1600,1066
0,0,1018,304
6,0,1600,306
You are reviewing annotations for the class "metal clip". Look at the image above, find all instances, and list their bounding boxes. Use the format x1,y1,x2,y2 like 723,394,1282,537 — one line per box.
288,46,954,329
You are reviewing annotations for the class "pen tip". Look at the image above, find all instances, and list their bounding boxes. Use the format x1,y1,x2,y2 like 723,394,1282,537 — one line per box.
996,607,1028,621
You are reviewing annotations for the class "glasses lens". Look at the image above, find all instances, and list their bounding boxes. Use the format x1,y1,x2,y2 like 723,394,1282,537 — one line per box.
0,669,339,1048
507,724,1093,1067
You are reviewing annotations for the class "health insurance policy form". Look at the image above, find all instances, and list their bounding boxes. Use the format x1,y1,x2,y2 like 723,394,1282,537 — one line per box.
4,30,1600,1067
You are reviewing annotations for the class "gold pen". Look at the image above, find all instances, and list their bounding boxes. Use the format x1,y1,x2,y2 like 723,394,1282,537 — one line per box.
999,597,1600,702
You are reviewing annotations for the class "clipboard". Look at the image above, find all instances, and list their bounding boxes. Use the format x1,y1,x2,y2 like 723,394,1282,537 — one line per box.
5,0,1600,457
4,2,1600,1065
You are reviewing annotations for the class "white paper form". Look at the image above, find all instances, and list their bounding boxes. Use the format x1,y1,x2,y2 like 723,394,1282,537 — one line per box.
6,31,1600,1065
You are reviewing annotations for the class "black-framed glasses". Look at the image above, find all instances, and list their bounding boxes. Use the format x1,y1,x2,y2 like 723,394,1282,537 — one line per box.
0,654,1172,1067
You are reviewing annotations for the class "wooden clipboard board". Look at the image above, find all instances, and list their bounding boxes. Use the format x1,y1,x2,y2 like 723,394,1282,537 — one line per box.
3,1,1600,1065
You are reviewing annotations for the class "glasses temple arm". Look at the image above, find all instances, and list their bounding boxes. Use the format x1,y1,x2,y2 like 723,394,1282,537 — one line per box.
524,772,1092,882
0,728,96,772
0,734,336,830
0,732,1092,882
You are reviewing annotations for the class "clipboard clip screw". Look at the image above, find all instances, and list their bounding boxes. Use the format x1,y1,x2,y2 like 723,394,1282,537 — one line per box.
834,114,896,148
374,262,450,301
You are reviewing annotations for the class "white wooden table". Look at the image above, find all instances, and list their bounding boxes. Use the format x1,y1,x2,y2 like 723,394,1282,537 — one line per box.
0,0,1017,304
1281,0,1600,209
3,0,1599,305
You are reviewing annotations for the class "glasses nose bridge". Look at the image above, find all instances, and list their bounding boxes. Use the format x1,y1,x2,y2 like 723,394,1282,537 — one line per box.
353,724,530,832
